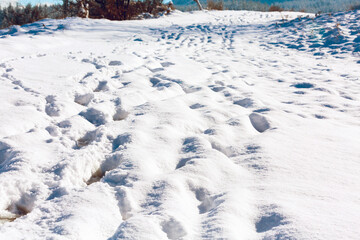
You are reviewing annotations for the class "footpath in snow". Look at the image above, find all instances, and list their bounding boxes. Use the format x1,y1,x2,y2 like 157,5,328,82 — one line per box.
0,10,359,240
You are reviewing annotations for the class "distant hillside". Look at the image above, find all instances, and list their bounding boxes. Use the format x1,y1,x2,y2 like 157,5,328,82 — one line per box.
272,0,360,12
171,0,304,6
173,0,360,12
173,0,270,11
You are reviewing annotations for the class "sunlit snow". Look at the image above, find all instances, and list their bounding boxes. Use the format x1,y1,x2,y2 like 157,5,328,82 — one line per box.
0,10,359,240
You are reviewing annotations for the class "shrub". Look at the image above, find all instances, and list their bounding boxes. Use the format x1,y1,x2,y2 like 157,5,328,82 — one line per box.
269,5,283,12
207,0,223,10
0,0,172,29
0,3,63,29
70,0,171,20
349,4,360,10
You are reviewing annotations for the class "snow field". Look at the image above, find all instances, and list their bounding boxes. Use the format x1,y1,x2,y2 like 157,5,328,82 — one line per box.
0,10,359,240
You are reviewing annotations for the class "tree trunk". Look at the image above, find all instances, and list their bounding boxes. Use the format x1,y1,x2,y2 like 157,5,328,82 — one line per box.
194,0,203,10
123,0,130,20
63,0,69,16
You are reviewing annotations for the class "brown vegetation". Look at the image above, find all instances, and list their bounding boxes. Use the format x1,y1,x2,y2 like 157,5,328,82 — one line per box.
349,4,360,10
0,0,172,29
66,0,172,20
0,4,63,29
86,168,105,185
207,0,223,10
269,5,283,12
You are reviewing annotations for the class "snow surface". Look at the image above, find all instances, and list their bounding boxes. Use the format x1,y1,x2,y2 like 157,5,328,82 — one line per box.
0,10,360,240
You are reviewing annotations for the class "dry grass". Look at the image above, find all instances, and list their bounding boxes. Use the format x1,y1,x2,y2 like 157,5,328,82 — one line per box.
207,0,223,10
349,4,360,10
86,168,105,185
269,5,283,12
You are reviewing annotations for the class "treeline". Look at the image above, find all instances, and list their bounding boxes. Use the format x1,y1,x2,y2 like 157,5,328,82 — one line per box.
0,4,63,29
1,0,359,29
62,0,172,20
0,0,172,29
271,0,360,13
176,0,360,13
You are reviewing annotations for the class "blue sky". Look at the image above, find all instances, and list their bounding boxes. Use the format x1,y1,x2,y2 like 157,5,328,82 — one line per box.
17,0,61,5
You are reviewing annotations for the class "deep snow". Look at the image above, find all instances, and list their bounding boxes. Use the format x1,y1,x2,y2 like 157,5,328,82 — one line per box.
0,10,359,240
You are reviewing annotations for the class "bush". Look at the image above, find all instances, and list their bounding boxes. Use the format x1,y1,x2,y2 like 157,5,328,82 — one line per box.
0,0,172,29
349,4,360,10
68,0,171,20
207,0,223,10
269,5,283,12
0,3,63,29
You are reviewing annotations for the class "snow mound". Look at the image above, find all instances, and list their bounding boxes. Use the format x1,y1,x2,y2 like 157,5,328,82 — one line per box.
267,10,360,56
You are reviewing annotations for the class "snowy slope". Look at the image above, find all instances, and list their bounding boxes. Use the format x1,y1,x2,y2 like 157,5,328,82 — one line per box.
0,10,359,240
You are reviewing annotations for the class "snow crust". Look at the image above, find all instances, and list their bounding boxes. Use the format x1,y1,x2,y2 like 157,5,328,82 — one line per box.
0,10,360,239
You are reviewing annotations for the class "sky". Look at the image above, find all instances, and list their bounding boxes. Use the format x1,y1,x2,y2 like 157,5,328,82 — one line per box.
20,0,60,4
0,0,61,6
0,0,282,7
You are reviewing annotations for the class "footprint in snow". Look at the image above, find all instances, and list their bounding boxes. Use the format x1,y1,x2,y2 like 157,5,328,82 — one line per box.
315,114,326,119
175,156,200,169
114,188,132,220
291,82,314,89
256,205,288,233
160,62,175,67
249,113,270,133
75,130,98,149
241,144,268,172
3,191,38,223
82,72,94,80
94,81,109,92
209,85,225,92
189,103,205,109
149,77,161,87
45,95,61,117
108,60,122,66
113,107,129,121
256,212,286,233
181,137,204,154
74,93,94,106
234,98,254,108
253,108,271,113
193,188,224,214
149,67,164,73
161,218,187,240
81,58,105,70
86,168,104,185
110,133,132,152
322,104,336,109
204,128,216,135
0,141,12,165
79,108,107,126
